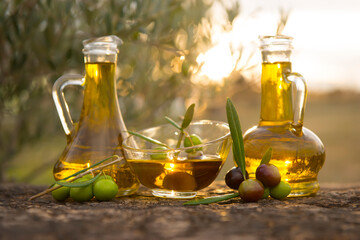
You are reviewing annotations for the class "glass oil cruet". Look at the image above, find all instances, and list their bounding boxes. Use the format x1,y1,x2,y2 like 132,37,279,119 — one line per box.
242,35,325,197
52,35,139,196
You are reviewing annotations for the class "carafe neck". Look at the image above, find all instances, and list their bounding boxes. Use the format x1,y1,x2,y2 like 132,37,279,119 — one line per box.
259,36,293,125
260,61,293,125
79,35,123,126
81,62,120,122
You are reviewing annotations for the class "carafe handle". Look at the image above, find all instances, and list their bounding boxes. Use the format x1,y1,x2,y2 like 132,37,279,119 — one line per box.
285,72,307,131
52,74,84,136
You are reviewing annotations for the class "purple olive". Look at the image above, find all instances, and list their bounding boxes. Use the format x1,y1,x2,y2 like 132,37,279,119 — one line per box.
225,167,249,190
238,179,265,202
256,164,281,187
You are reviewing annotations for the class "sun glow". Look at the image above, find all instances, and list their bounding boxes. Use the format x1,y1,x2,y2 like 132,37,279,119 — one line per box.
190,0,360,91
194,42,235,85
191,13,260,86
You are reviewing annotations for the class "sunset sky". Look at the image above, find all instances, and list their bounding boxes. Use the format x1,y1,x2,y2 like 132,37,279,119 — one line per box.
197,0,360,92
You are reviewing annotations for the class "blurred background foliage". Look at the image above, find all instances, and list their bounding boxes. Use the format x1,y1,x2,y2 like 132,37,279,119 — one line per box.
2,0,359,185
0,0,244,183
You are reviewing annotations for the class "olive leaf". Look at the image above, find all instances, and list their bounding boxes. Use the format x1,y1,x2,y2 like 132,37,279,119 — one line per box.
165,116,182,131
226,98,246,179
232,147,239,170
183,192,239,205
260,147,273,165
181,103,195,129
165,103,195,132
128,131,169,148
56,174,101,188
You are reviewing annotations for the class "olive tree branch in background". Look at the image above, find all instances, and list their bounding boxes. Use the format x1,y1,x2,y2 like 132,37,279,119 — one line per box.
277,8,290,35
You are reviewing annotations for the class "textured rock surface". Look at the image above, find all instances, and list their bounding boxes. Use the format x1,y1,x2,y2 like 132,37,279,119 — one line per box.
1,182,359,240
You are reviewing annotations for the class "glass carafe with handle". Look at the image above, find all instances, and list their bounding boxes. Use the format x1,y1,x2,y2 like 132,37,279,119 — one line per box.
242,35,325,197
52,35,139,196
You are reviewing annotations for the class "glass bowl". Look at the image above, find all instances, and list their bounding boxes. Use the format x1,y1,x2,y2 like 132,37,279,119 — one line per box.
123,120,232,199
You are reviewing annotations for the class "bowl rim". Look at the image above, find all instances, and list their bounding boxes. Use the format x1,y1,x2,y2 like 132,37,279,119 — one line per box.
122,120,231,153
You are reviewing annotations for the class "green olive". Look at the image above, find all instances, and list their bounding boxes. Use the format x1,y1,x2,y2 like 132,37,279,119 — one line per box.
93,174,113,191
184,134,203,153
69,177,94,202
150,146,168,160
262,187,270,199
51,182,70,201
270,181,291,200
93,179,119,201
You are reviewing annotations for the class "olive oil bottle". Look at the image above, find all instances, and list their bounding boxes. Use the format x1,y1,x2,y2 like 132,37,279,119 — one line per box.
241,36,325,197
52,36,139,196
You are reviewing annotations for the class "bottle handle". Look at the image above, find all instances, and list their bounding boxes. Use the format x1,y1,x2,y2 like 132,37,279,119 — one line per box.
52,74,85,136
285,72,308,131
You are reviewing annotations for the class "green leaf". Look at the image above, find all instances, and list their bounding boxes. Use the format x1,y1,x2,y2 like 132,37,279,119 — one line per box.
226,98,246,179
260,147,273,165
183,192,239,205
165,116,182,131
181,103,195,129
61,155,119,181
232,145,239,169
56,174,100,188
128,131,169,148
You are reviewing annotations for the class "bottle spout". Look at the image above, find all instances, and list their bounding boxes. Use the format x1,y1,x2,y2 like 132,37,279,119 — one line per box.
259,35,293,63
82,35,123,55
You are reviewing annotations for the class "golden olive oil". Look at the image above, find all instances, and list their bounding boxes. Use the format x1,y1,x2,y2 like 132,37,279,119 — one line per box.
53,62,139,196
128,155,224,192
260,62,293,123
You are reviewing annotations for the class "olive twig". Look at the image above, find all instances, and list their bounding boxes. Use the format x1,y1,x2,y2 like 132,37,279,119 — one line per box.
28,156,124,200
175,129,195,148
165,103,195,149
128,131,169,148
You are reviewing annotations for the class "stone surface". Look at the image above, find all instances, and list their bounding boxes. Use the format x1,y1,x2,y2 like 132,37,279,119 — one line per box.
1,182,359,240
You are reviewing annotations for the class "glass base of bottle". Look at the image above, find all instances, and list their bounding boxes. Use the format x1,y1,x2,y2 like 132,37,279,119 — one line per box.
288,180,320,197
152,189,197,199
116,187,139,197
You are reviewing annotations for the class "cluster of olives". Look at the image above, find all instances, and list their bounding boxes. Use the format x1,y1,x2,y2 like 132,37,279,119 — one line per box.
52,174,119,202
225,163,291,202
